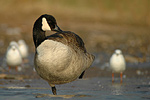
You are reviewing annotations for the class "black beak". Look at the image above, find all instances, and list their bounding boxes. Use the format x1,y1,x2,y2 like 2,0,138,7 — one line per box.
53,25,62,32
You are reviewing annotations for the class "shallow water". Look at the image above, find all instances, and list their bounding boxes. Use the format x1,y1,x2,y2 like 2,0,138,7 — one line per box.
0,77,150,100
0,51,150,100
0,52,150,100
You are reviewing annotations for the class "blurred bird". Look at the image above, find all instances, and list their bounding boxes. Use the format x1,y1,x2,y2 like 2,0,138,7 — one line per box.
110,49,126,83
33,14,94,95
6,41,22,71
10,41,19,49
18,40,29,62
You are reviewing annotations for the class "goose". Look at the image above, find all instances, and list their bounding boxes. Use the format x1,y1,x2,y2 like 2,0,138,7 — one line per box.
6,41,22,71
33,14,94,95
110,49,126,83
18,39,29,62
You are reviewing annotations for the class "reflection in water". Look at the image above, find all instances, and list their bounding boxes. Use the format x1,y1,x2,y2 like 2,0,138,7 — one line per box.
35,93,91,99
111,83,124,95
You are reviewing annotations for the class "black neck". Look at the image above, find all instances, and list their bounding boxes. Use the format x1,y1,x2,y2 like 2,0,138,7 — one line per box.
33,27,46,48
33,16,47,48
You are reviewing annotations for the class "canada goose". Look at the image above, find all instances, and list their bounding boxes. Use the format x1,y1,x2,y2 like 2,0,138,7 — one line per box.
18,40,29,61
6,41,22,71
110,49,126,83
33,14,94,95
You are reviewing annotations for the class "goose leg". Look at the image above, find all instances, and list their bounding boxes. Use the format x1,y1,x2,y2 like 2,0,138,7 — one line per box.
51,86,57,95
49,83,57,95
112,73,114,83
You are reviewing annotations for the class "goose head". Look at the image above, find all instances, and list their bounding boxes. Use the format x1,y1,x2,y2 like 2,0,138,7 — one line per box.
33,14,62,47
34,14,62,32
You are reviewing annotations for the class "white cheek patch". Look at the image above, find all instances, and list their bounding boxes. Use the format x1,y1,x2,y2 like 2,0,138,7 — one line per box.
42,18,51,31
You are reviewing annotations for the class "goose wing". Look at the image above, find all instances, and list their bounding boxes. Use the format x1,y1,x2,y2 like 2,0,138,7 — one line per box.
46,31,86,52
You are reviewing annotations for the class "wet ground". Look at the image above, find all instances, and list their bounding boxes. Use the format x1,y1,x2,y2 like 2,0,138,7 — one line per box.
0,77,150,100
0,53,150,99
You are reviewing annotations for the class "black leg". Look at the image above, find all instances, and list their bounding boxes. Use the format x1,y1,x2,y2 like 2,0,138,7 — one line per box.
79,71,85,79
51,86,57,95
